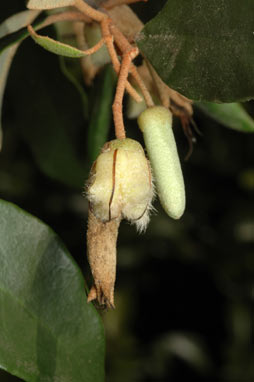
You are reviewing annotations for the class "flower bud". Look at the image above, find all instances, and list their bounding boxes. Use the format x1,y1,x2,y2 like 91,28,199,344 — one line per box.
138,106,185,219
86,138,154,308
87,138,154,232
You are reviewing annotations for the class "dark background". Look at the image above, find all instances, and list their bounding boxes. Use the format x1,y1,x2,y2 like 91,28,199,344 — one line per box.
0,1,254,381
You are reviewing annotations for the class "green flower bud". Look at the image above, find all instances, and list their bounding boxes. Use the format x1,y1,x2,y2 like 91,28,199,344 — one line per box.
87,138,154,232
138,106,185,219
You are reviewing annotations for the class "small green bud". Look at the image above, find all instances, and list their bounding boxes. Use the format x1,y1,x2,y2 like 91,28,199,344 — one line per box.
138,106,185,219
87,138,154,232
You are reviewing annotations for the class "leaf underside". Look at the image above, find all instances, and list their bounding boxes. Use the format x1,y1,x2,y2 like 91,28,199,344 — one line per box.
0,199,105,382
137,0,254,102
29,25,90,58
27,0,75,10
196,102,254,133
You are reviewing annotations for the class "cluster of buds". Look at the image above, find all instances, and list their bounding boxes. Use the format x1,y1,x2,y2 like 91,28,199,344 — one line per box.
86,107,186,308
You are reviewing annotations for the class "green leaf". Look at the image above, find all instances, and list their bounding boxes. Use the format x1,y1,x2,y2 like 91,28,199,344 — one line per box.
0,199,105,382
28,25,96,58
54,20,89,119
136,0,254,102
27,0,75,9
0,12,45,54
6,33,87,188
0,10,40,39
196,102,254,133
59,55,89,119
87,65,116,162
0,10,40,151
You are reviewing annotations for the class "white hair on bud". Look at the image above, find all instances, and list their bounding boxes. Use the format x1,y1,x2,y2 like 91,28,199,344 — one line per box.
134,200,156,233
133,174,156,234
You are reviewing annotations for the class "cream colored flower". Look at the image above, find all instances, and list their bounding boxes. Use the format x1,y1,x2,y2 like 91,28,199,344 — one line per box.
87,138,154,232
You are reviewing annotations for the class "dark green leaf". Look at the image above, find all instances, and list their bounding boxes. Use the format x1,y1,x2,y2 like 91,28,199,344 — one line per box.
87,65,116,162
196,102,254,133
137,0,254,102
54,20,89,119
59,55,89,119
0,199,105,382
0,10,41,151
7,34,87,188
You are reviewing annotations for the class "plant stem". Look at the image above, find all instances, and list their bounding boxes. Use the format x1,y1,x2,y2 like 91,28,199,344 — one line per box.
75,0,107,22
101,19,142,103
113,48,138,139
110,24,154,107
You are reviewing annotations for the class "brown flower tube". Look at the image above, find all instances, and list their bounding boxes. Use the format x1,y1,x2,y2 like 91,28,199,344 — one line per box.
87,209,120,308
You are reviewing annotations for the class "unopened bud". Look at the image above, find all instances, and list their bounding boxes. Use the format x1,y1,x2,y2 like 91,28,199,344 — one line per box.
87,138,154,232
86,138,154,308
138,106,185,220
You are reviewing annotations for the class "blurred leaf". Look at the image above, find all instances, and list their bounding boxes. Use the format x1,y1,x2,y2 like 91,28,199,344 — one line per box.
59,55,89,119
53,18,89,119
196,102,254,133
22,119,86,188
0,10,40,151
0,199,105,382
161,333,211,372
27,0,75,9
28,24,94,58
0,26,32,53
137,0,254,102
87,64,116,162
7,32,87,188
0,11,40,36
0,13,45,54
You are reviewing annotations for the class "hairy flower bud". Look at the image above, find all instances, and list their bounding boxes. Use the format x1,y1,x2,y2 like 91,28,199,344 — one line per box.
87,138,154,232
86,138,154,308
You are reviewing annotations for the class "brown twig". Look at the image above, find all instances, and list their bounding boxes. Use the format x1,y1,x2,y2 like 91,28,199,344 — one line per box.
129,64,154,107
74,0,151,106
73,0,155,139
145,59,170,107
75,0,107,22
101,18,142,103
110,24,153,107
38,11,89,30
74,22,97,85
113,47,139,139
82,37,105,55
